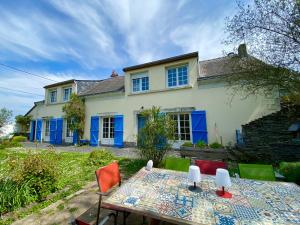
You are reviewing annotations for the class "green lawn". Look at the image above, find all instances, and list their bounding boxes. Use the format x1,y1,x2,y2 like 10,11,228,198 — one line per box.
0,148,145,225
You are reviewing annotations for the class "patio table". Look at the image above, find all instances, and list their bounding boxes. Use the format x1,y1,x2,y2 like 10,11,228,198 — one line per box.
102,168,300,225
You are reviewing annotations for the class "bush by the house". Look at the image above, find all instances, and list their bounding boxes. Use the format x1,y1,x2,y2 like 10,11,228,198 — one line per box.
137,106,175,167
196,140,207,148
88,149,115,167
8,151,60,200
0,140,22,149
279,162,300,185
12,135,27,143
182,142,193,147
209,142,223,149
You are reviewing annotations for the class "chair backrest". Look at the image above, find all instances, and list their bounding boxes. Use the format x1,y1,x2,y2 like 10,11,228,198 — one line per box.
195,160,228,175
238,163,275,181
165,157,190,172
95,162,121,193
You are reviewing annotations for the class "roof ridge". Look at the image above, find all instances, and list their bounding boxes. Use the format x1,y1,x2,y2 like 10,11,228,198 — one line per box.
199,55,232,63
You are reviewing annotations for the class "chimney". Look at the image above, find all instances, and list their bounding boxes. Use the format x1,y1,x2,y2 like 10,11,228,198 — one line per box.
238,44,247,57
111,70,118,78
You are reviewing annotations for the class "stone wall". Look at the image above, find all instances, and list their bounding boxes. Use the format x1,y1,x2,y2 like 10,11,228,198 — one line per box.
238,105,300,163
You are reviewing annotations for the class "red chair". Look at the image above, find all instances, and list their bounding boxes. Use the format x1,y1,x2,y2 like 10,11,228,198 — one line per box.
95,162,128,225
195,160,228,175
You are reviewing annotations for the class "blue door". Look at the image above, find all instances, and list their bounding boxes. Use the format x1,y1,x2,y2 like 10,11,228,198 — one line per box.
191,111,208,144
56,118,63,145
114,115,124,148
36,119,42,142
30,120,36,142
90,116,99,146
137,115,146,133
73,130,78,145
50,119,56,144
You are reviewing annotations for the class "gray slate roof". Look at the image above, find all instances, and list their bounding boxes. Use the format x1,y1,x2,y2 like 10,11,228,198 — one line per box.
79,76,124,96
76,80,103,95
199,56,235,79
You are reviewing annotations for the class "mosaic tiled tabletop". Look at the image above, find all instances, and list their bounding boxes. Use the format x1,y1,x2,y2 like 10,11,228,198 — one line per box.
102,168,300,225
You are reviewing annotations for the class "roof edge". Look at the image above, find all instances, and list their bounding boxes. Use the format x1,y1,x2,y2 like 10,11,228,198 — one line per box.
43,79,75,88
123,52,198,72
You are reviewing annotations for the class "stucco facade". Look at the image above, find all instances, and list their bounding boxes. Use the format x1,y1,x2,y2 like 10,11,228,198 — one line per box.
27,52,280,147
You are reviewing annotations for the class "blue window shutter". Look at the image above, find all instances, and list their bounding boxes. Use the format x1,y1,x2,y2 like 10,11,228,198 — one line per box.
50,119,56,144
30,120,36,142
36,119,43,142
56,118,63,145
73,130,78,145
191,111,208,144
114,115,124,148
90,116,99,146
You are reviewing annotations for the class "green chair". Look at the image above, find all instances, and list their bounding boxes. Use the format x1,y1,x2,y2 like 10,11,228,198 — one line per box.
165,157,190,172
238,164,276,181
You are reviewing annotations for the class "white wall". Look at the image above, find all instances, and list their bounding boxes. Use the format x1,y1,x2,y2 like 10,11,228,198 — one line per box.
28,56,280,146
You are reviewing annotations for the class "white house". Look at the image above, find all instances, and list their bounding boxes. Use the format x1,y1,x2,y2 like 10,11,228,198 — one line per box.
26,47,280,148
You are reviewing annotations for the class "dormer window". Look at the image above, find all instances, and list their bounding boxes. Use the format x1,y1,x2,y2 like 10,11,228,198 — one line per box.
63,87,72,102
49,89,57,103
131,72,149,93
167,65,188,88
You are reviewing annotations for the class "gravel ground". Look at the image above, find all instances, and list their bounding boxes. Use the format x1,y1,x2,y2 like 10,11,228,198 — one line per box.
21,142,180,159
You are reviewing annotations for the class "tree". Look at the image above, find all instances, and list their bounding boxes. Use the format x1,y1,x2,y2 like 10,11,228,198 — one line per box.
0,108,12,134
15,115,32,133
225,0,300,102
62,94,85,143
137,106,175,167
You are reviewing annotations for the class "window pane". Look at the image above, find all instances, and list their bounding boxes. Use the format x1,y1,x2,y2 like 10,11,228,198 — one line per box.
132,79,140,92
178,66,188,85
110,117,114,138
178,113,191,141
141,77,149,91
167,69,177,87
103,118,109,138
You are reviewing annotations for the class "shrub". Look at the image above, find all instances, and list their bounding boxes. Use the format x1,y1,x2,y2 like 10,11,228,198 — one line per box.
209,142,223,149
137,106,175,167
8,151,59,200
196,140,207,148
88,149,115,167
182,142,193,147
279,162,300,185
0,140,22,149
12,135,27,143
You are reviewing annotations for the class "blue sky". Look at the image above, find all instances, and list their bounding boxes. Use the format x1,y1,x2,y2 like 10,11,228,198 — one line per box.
0,0,239,119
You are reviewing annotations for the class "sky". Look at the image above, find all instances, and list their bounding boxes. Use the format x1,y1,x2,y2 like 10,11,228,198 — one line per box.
0,0,241,130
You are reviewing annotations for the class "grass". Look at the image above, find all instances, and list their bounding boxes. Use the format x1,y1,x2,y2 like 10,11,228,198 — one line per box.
0,148,146,225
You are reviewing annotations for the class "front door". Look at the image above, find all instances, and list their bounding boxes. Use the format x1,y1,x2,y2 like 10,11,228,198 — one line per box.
101,117,114,145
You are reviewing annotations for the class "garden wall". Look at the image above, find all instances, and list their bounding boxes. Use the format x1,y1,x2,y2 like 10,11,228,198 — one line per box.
239,105,300,163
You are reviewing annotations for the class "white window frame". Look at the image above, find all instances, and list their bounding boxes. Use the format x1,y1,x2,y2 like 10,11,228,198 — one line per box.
166,64,189,88
131,72,149,93
45,120,50,137
170,113,192,142
63,87,72,102
102,117,114,139
49,89,57,103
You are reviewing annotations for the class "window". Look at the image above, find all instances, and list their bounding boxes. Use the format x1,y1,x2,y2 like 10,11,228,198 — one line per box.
167,65,188,87
103,117,114,139
45,120,50,136
49,90,57,103
66,119,73,137
132,73,149,93
63,87,72,102
170,113,191,141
